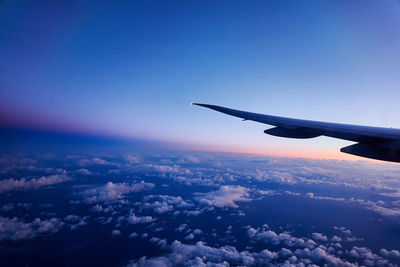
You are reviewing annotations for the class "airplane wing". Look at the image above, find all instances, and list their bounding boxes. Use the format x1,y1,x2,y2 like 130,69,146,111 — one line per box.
192,103,400,163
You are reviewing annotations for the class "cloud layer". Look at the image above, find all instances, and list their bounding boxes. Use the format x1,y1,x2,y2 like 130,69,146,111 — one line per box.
0,172,71,193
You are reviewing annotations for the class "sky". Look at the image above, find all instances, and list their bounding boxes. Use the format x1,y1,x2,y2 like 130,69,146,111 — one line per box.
1,0,400,160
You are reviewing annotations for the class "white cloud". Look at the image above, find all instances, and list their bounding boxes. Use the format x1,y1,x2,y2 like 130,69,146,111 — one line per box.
0,171,71,193
195,185,251,208
1,203,14,211
193,229,203,235
349,246,389,266
127,212,154,225
124,155,142,164
91,204,114,213
247,227,317,249
143,201,173,214
331,235,342,242
175,224,188,232
142,195,193,214
127,240,272,266
111,229,121,236
0,216,64,241
75,168,93,175
127,239,363,267
81,181,154,203
380,248,400,258
312,232,328,242
78,157,110,166
129,232,138,238
64,214,89,230
185,233,194,240
149,237,167,248
307,193,400,218
333,226,352,236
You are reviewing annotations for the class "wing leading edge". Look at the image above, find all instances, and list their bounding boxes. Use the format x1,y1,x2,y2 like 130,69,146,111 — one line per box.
192,103,400,163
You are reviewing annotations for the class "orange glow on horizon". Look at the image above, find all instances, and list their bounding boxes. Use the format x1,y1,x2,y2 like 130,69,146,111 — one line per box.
178,143,392,164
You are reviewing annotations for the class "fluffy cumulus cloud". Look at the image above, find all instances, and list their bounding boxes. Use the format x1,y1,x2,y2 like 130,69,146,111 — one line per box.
247,227,317,249
149,237,167,248
126,212,155,225
78,157,110,166
195,185,251,208
312,232,328,242
112,229,121,236
0,172,71,193
126,226,396,267
380,248,400,258
64,214,89,230
349,246,390,266
1,202,31,211
142,195,193,214
127,240,275,267
333,226,352,236
81,181,154,203
127,239,371,267
0,217,64,241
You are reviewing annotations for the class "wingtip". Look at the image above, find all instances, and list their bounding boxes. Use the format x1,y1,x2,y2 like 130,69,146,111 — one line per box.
191,102,202,106
191,103,221,110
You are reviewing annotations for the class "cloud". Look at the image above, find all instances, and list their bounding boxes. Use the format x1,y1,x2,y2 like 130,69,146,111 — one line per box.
126,222,394,266
184,233,194,240
247,227,316,249
195,185,251,208
1,203,14,211
0,172,71,193
127,212,154,225
333,226,352,236
129,232,138,238
127,240,274,266
143,201,173,214
193,229,202,235
175,224,188,232
78,157,110,167
149,237,167,248
91,204,114,213
75,168,93,175
307,193,400,218
127,239,364,267
312,232,328,242
0,216,64,241
112,229,121,236
380,248,400,258
81,181,154,203
349,246,389,266
142,195,193,214
1,202,31,212
64,214,89,230
124,155,142,164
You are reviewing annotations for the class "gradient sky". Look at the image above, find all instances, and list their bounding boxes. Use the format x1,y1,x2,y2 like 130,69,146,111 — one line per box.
1,0,400,159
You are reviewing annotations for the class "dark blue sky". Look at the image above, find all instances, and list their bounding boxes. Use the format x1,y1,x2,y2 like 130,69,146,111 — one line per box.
1,0,400,159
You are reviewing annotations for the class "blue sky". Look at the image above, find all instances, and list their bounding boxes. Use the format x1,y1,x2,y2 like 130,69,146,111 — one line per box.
1,0,400,159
